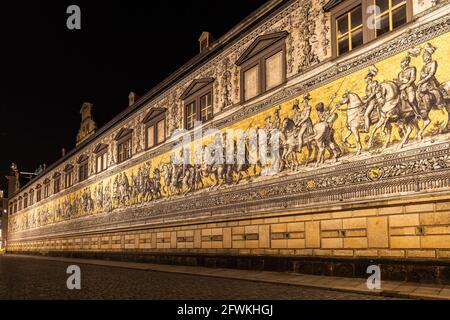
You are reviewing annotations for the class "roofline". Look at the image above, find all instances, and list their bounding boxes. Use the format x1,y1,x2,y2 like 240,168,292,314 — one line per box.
14,0,293,196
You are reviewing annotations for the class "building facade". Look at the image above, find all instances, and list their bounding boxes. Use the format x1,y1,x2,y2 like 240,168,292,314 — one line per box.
7,0,450,283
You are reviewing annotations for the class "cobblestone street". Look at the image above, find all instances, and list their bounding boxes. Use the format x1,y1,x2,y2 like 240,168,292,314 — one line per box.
0,255,397,300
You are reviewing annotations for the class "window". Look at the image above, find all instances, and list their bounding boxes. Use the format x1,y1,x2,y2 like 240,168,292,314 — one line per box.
79,161,88,182
373,0,408,38
115,128,133,163
65,170,74,189
336,5,363,56
36,186,42,202
29,190,34,206
117,138,132,163
157,119,166,144
236,31,287,103
23,194,28,209
77,156,89,182
143,108,166,149
327,0,412,57
180,78,215,130
96,152,108,173
63,165,74,189
45,180,51,198
18,197,22,211
244,65,259,101
52,176,60,195
94,144,108,173
186,102,197,130
265,51,284,90
13,201,17,213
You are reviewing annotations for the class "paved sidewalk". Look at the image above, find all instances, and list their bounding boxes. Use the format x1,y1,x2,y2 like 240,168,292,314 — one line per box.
6,254,450,300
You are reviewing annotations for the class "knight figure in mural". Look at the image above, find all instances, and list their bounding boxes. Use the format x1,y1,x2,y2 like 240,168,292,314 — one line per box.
363,65,381,133
397,56,421,119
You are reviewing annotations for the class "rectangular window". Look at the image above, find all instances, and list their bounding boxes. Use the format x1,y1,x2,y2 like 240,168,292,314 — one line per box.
374,0,407,38
118,138,132,163
45,182,51,198
96,152,108,173
23,196,28,209
79,162,89,182
336,5,363,56
147,125,155,148
53,178,60,194
29,192,34,206
265,51,283,90
244,65,259,101
200,92,213,122
65,171,73,189
157,119,165,144
331,0,411,57
36,189,42,202
186,101,196,130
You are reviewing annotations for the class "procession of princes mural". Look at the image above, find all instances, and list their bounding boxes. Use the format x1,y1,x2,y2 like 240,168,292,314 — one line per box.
9,41,450,232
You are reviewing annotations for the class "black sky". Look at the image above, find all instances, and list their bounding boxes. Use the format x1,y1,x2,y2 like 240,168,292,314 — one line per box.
0,0,268,192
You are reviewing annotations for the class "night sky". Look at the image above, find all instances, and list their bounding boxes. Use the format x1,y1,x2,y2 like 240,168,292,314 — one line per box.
0,0,268,193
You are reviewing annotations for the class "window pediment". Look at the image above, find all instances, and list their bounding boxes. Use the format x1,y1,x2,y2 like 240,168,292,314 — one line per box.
180,78,215,100
142,107,166,124
235,31,288,66
114,128,133,141
93,143,108,153
63,164,74,172
77,154,89,164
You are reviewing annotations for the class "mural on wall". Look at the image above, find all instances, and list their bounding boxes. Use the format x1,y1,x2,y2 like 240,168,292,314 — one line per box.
9,28,450,233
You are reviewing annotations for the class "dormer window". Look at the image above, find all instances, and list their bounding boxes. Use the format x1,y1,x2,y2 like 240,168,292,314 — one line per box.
143,108,166,149
236,31,287,103
115,128,133,163
77,155,89,182
64,164,74,189
94,143,108,173
181,78,215,130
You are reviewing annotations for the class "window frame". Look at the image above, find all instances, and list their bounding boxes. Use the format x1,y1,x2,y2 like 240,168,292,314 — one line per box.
96,150,108,173
78,157,89,182
330,0,413,58
183,84,214,130
63,165,74,189
36,185,42,203
144,110,166,150
52,175,60,195
239,38,287,103
44,180,51,198
117,135,133,164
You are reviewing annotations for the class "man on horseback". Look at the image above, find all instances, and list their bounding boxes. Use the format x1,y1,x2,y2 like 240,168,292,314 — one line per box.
398,56,421,118
294,94,314,152
417,43,445,111
363,65,381,133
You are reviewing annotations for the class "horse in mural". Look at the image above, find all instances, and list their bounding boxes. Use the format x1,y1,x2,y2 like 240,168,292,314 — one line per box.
337,82,420,154
280,118,314,170
303,113,341,167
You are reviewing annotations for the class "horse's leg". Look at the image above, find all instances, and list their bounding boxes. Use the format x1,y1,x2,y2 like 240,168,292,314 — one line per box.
418,115,431,141
367,119,383,150
398,122,414,149
382,122,392,149
315,145,325,167
342,128,354,148
351,127,362,155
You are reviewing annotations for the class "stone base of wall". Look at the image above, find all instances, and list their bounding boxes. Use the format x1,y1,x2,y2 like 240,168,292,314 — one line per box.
9,250,450,285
